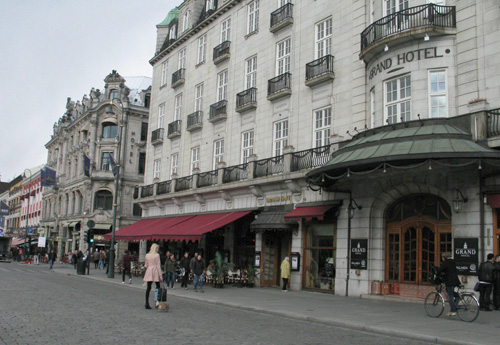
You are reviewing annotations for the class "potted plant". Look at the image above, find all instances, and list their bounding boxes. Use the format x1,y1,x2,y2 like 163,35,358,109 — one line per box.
209,251,234,288
371,280,383,295
244,264,258,287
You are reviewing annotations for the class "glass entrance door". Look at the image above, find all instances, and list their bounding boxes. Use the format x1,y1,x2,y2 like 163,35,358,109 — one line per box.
261,236,276,287
402,223,435,284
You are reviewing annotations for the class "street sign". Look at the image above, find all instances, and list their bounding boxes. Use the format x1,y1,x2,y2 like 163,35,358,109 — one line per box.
27,228,34,235
87,220,95,229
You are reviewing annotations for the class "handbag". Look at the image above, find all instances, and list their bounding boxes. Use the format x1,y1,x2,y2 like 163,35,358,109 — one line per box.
474,281,480,292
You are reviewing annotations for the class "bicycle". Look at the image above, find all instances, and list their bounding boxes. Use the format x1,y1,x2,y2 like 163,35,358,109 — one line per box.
424,283,480,322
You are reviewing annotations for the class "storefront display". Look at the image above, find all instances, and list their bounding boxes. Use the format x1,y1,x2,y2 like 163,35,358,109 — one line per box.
304,224,336,292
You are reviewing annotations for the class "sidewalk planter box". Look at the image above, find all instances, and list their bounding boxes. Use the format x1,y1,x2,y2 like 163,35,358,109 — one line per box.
381,282,391,295
371,281,382,295
390,283,400,295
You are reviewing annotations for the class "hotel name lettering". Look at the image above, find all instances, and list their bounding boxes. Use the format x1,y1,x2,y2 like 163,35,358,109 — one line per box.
266,195,291,203
369,47,444,80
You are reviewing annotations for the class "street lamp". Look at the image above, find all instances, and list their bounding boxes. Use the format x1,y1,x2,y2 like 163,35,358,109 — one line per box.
23,168,32,260
105,98,125,279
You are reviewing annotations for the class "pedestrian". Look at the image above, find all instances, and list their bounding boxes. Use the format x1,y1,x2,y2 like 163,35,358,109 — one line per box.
73,250,78,269
164,253,177,289
280,256,290,292
478,253,495,311
33,248,40,265
122,250,132,284
193,254,205,292
48,249,57,269
493,255,500,310
189,251,198,276
438,252,461,317
179,252,190,290
93,250,100,269
99,250,105,269
143,243,162,309
105,249,110,274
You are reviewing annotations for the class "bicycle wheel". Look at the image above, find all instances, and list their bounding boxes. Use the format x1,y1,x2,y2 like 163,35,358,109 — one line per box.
456,294,480,322
424,291,445,318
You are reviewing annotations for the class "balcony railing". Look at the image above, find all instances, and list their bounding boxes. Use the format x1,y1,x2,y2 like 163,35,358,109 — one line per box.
209,100,228,122
187,111,203,131
222,163,248,183
254,156,284,178
305,55,335,86
270,3,293,33
175,176,193,192
213,41,231,64
171,68,186,88
156,180,171,195
236,88,257,113
141,184,154,198
291,145,332,172
167,120,182,139
197,170,218,188
361,4,456,52
151,128,165,145
268,73,292,100
487,109,500,137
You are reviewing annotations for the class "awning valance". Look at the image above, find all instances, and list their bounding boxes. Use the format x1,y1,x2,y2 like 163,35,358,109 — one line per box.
93,223,112,230
250,210,297,231
284,205,335,222
487,194,500,209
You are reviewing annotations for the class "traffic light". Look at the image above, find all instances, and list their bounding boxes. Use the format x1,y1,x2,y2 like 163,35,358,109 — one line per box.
89,230,94,243
84,231,88,243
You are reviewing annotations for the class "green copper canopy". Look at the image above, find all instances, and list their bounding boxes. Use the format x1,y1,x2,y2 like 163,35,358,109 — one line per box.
157,7,179,27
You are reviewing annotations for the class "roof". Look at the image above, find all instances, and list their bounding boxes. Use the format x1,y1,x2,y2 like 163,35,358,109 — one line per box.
157,7,179,27
250,210,297,230
123,76,152,106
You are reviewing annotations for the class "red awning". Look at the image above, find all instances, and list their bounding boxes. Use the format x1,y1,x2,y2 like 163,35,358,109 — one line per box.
487,194,500,209
11,238,25,246
284,205,334,221
151,211,252,242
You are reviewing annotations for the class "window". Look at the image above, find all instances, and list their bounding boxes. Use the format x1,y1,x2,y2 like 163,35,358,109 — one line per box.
279,0,292,6
247,1,259,34
245,56,257,89
273,120,288,156
213,139,224,169
242,130,254,163
174,94,183,121
206,0,215,12
169,24,177,40
102,123,117,139
171,153,179,178
315,18,332,59
158,103,165,128
217,70,228,101
384,0,409,15
109,89,119,100
276,38,291,75
160,60,168,86
197,34,207,64
304,225,337,291
195,83,204,112
191,147,200,174
183,10,190,32
429,70,447,118
138,152,146,174
178,48,186,69
385,75,411,124
101,152,113,171
154,159,161,179
314,107,331,148
140,122,148,141
94,190,113,210
221,18,231,43
370,88,376,129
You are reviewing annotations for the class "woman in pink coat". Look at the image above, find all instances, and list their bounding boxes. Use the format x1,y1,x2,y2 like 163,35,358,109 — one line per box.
143,243,162,309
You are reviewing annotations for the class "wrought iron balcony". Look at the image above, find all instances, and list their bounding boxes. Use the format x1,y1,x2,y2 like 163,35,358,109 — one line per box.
270,3,293,33
187,111,203,131
360,4,456,60
141,184,154,198
267,73,292,101
156,180,171,195
167,120,182,139
171,68,185,88
175,176,193,192
236,88,257,113
151,128,164,145
209,100,228,122
487,109,500,138
213,41,231,64
197,170,218,188
290,145,332,172
305,55,335,87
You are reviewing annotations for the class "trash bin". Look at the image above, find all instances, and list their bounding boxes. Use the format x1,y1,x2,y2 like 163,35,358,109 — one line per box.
76,259,86,275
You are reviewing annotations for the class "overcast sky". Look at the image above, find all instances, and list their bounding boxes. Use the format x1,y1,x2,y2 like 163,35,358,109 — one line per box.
0,0,182,182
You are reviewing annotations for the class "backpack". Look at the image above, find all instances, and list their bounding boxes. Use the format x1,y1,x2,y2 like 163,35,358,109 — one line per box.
429,265,442,285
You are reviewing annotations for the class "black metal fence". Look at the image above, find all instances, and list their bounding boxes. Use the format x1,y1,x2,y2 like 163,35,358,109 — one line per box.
157,180,171,195
197,170,218,187
306,55,334,81
291,145,332,172
171,68,186,85
270,3,293,28
268,73,291,96
151,128,164,142
254,156,284,177
236,88,257,109
209,100,227,120
487,109,500,137
187,111,203,129
175,176,192,191
167,120,181,136
141,184,154,198
213,40,230,60
222,163,248,183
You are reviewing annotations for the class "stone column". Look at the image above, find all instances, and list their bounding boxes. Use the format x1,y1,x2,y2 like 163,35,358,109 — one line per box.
283,145,295,174
247,154,258,180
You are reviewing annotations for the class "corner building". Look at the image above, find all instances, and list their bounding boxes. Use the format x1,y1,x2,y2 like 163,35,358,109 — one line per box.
135,0,500,296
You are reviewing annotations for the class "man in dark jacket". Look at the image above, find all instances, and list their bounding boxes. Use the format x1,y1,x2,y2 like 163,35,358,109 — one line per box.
478,253,495,311
48,250,57,269
438,252,461,316
192,254,205,292
122,250,132,284
493,255,500,310
179,252,190,290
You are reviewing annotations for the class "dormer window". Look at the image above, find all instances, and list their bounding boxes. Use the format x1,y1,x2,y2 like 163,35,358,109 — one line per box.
109,89,119,100
207,0,215,12
102,122,118,139
144,93,151,108
169,25,177,40
183,10,190,32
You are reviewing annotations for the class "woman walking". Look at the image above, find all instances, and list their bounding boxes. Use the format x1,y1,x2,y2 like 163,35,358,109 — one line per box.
143,243,162,309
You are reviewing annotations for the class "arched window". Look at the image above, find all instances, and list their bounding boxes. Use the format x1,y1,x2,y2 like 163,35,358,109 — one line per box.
109,89,119,100
102,122,117,139
183,10,190,32
169,25,177,40
94,190,113,210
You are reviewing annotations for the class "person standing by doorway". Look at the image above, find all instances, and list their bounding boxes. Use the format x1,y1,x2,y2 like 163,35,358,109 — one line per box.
438,252,461,316
478,253,495,311
280,257,290,292
143,243,162,309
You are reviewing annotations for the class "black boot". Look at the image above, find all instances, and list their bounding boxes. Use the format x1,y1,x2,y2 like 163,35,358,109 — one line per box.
145,303,151,309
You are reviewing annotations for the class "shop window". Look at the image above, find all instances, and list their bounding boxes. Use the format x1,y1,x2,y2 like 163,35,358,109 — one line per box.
304,224,336,292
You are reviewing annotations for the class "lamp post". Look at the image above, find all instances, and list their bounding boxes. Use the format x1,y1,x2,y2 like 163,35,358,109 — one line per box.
23,168,32,260
106,98,125,279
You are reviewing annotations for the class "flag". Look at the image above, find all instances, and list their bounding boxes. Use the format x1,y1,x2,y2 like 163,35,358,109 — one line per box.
41,167,56,187
83,154,91,177
109,153,118,177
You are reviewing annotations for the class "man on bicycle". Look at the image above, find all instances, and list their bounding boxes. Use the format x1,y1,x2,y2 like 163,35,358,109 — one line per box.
438,252,461,316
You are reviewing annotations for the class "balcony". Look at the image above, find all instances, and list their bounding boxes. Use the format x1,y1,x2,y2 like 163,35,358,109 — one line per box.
209,100,228,123
267,73,291,101
305,55,335,87
187,111,203,132
235,88,257,113
171,68,185,88
167,120,182,139
197,170,218,188
141,184,154,198
156,180,171,195
213,41,231,64
175,176,193,192
270,3,293,33
151,128,165,145
360,4,456,61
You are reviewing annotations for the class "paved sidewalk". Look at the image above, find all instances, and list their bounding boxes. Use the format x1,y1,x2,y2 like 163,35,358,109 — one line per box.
51,263,498,345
